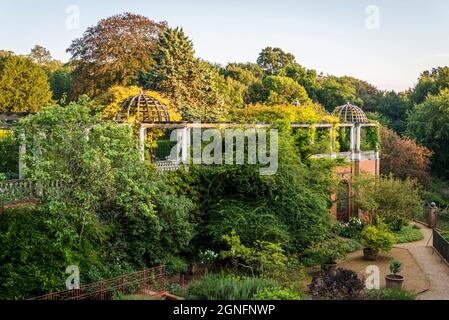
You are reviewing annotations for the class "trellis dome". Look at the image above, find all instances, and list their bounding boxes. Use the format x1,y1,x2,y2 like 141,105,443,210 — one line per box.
333,103,368,123
116,92,171,123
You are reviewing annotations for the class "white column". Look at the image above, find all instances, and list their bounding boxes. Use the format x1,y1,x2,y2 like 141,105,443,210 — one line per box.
175,128,184,164
139,126,146,162
181,127,190,164
354,124,362,161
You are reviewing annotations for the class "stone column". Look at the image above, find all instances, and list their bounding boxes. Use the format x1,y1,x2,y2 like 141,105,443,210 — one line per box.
429,202,437,229
139,126,146,162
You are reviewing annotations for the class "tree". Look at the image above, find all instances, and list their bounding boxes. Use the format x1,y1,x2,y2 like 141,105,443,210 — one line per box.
352,175,423,230
377,91,409,133
139,27,226,121
279,63,321,101
380,127,432,186
409,67,449,105
0,55,52,112
28,45,62,74
49,66,74,101
406,89,449,177
257,47,296,75
1,102,195,298
317,76,362,111
344,77,380,112
261,76,311,105
67,13,165,97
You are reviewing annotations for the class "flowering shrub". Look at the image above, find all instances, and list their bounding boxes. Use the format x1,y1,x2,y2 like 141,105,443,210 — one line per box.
198,250,219,265
336,217,365,239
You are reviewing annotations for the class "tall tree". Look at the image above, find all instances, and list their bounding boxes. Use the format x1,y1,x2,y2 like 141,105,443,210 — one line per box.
317,76,362,111
377,91,408,133
0,55,52,112
28,45,63,74
343,77,380,112
279,63,322,101
260,76,311,105
139,27,226,121
380,127,432,186
257,47,296,76
409,67,449,105
67,13,165,98
407,89,449,177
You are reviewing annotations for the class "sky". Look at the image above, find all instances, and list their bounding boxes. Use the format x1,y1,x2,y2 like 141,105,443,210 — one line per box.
1,0,449,92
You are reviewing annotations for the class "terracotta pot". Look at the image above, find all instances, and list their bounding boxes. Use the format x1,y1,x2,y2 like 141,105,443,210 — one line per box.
363,248,378,261
385,275,404,289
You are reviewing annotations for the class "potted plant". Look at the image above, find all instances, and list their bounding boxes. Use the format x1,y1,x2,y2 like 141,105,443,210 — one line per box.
386,260,404,289
361,225,395,261
304,238,348,273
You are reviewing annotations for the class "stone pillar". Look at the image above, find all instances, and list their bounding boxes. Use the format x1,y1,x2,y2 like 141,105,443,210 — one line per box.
174,128,184,164
181,126,190,164
349,125,355,152
139,126,146,162
428,202,437,229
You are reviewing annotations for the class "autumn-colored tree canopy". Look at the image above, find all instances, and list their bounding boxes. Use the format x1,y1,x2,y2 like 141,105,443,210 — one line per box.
67,13,166,98
380,127,432,185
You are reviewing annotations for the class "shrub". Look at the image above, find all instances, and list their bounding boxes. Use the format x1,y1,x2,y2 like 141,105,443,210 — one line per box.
220,232,298,281
302,238,348,267
335,217,364,239
361,225,395,253
366,288,416,300
393,225,423,244
352,175,423,231
162,256,188,276
252,287,302,300
308,269,365,300
390,260,402,275
186,273,278,300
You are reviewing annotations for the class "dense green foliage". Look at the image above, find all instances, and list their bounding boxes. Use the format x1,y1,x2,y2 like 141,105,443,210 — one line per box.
361,224,395,253
0,102,195,299
393,225,424,244
352,175,423,230
407,89,449,177
138,27,226,121
366,288,417,300
186,273,279,300
0,55,52,112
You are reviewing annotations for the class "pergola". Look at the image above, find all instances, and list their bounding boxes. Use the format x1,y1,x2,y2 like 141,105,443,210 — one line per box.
0,100,380,177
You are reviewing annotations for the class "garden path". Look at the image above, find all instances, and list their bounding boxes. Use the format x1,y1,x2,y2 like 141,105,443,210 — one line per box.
397,224,449,300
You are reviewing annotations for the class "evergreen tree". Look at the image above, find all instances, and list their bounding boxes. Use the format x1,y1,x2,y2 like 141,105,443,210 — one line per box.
0,55,52,112
139,27,226,121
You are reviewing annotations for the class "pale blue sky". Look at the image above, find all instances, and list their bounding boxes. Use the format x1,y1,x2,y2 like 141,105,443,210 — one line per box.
1,0,449,91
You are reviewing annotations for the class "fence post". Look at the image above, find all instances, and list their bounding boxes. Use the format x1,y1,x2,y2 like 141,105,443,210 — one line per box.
429,202,437,229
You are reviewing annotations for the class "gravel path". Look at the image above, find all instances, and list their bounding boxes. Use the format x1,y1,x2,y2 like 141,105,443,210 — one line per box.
396,224,449,300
